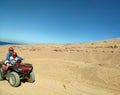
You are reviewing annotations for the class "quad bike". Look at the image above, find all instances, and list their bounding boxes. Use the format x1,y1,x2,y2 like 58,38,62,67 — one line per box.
0,59,35,87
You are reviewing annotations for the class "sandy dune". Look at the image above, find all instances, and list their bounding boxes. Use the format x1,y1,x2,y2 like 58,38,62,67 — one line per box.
0,38,120,95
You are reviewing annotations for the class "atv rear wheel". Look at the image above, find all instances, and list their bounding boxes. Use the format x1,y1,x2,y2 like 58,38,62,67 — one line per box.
9,72,20,87
28,71,35,83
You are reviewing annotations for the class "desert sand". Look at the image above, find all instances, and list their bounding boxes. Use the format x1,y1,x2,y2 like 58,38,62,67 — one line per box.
0,38,120,95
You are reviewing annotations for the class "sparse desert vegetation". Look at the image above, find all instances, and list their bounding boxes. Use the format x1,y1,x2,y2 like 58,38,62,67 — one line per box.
0,38,120,95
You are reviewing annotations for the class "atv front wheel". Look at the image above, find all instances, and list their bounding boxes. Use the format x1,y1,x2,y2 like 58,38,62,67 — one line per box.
0,68,4,80
9,72,20,87
28,71,35,83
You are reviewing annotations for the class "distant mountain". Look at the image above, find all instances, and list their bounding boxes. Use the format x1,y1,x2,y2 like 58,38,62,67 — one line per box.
0,41,18,45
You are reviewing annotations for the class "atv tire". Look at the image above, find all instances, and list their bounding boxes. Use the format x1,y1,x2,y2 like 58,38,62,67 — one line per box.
28,72,35,83
9,72,20,87
0,68,4,80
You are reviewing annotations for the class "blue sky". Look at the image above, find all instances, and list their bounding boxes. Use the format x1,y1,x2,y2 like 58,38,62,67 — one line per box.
0,0,120,43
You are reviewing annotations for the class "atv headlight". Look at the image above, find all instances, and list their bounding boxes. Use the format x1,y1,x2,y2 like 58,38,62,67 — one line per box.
29,68,32,70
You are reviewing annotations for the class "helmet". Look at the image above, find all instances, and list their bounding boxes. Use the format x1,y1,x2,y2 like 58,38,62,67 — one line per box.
8,47,14,51
12,52,17,57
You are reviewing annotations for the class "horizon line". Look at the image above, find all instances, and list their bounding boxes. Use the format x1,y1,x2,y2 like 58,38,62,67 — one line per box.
0,37,120,44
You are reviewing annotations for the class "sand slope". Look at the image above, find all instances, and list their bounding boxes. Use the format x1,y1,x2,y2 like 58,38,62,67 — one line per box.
0,38,120,95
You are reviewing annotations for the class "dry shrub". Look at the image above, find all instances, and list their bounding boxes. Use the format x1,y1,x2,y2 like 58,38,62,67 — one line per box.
59,49,62,52
91,43,94,45
98,63,104,66
93,46,103,49
107,46,114,48
111,51,114,53
65,47,67,49
114,45,118,48
30,48,36,51
103,41,107,43
102,50,105,53
76,50,80,52
107,45,118,49
53,49,62,52
53,49,58,52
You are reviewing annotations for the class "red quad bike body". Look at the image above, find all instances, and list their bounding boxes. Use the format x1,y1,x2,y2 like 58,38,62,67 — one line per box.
0,59,35,87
